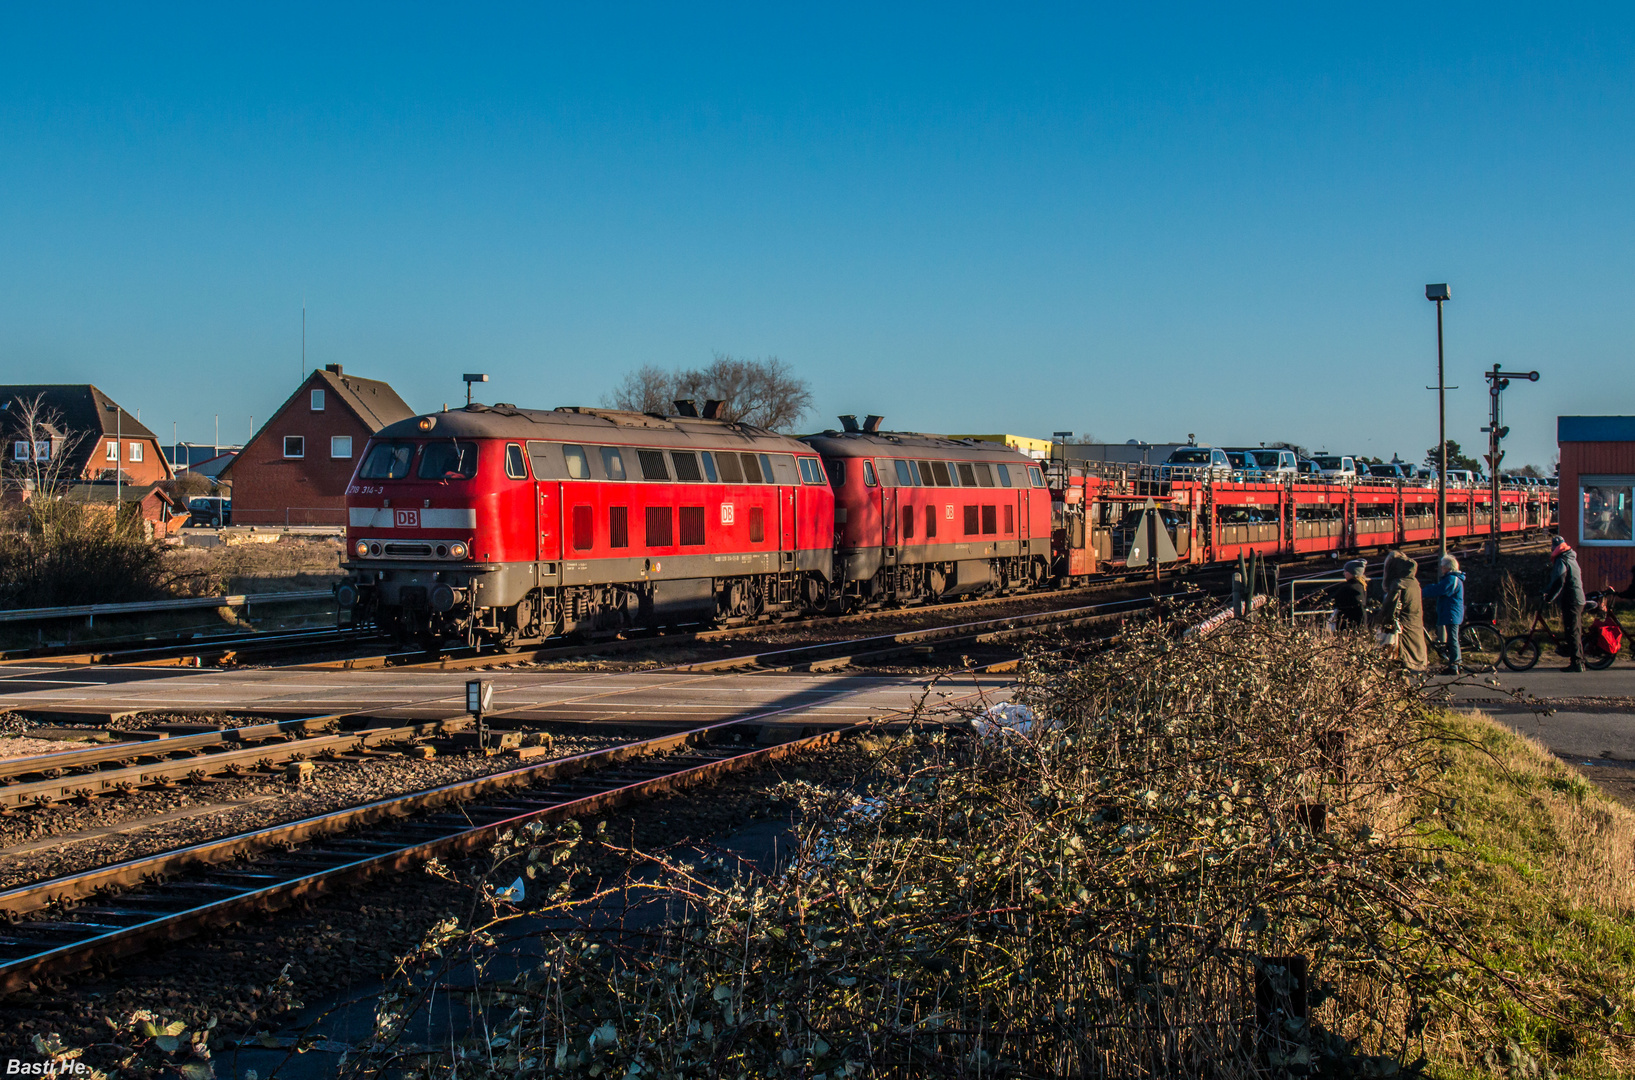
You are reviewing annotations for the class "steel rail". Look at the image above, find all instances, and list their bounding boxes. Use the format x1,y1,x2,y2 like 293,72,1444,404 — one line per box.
0,626,377,668
0,714,348,782
0,718,474,808
0,710,874,993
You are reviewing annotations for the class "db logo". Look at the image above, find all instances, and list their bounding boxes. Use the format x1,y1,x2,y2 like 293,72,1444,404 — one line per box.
394,509,420,528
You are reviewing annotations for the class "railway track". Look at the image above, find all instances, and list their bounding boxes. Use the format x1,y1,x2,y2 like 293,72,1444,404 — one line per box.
0,715,476,809
0,625,380,669
0,703,888,994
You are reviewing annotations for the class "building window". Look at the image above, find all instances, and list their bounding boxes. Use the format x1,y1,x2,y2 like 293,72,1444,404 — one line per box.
679,506,706,545
331,436,353,459
645,506,673,547
129,442,143,462
311,389,324,411
106,441,119,461
13,441,28,461
284,436,305,458
1581,477,1635,545
609,506,629,548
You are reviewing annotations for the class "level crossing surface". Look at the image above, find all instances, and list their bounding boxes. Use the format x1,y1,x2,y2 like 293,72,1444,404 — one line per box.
0,663,1011,730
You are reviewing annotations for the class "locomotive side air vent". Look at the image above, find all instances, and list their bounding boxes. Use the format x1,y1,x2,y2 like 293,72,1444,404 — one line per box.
673,399,699,417
863,415,884,433
702,399,725,419
838,414,860,432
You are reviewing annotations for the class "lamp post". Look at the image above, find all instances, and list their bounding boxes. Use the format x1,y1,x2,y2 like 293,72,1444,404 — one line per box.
103,402,122,523
1426,284,1451,558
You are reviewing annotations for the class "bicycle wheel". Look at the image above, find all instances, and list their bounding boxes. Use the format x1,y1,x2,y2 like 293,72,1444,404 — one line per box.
1585,635,1617,670
1460,624,1504,671
1502,634,1541,672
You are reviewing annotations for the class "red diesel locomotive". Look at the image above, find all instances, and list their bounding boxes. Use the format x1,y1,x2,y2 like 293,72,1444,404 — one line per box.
340,403,834,649
340,402,1558,649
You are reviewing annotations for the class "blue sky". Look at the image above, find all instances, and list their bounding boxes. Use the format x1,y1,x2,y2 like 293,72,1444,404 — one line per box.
3,4,1633,470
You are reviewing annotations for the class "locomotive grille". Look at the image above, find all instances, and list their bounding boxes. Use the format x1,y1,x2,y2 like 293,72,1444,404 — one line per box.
384,542,434,557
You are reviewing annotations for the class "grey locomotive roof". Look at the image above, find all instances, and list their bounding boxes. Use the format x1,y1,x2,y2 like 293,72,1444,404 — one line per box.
373,405,810,453
802,430,1038,464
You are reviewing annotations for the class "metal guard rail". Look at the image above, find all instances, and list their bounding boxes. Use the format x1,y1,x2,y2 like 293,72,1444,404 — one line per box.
0,589,336,624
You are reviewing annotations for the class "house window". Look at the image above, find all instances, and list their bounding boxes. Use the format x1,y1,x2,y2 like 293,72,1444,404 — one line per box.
609,506,629,548
679,506,706,545
645,506,673,547
572,506,594,550
331,436,353,459
13,442,27,461
749,507,765,543
106,441,119,461
129,442,144,463
1580,478,1635,545
284,436,305,458
311,389,324,411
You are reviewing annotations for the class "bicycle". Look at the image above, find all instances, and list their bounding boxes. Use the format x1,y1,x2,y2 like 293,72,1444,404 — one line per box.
1419,612,1504,673
1500,592,1624,672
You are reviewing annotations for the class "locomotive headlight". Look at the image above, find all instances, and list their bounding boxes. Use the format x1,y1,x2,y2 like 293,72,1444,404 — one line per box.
449,541,469,559
355,540,369,558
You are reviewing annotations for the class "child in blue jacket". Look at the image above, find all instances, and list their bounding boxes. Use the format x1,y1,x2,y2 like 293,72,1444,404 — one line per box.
1420,555,1467,674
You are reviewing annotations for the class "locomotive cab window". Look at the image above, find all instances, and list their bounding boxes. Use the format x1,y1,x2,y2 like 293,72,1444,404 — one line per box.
505,444,529,480
1028,466,1046,487
418,441,478,480
671,451,703,482
562,445,591,480
359,441,415,480
863,461,878,487
600,446,627,481
700,452,719,482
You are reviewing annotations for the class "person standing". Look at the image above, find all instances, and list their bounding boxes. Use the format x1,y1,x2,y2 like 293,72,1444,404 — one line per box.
1332,560,1369,630
1421,555,1466,674
1379,550,1429,670
1544,536,1586,672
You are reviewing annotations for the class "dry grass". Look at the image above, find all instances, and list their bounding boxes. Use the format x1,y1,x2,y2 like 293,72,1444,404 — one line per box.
162,537,343,595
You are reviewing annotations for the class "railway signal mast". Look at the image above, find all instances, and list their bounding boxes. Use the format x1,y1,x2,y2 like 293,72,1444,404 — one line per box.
1483,364,1540,563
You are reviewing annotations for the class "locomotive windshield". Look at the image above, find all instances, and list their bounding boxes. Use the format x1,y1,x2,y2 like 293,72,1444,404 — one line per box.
418,441,479,480
359,441,416,480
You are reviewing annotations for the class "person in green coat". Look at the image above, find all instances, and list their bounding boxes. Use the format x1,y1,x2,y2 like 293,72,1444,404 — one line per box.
1379,550,1429,670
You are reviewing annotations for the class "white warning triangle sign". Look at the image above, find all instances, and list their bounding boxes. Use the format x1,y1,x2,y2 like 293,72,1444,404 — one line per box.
1125,498,1178,568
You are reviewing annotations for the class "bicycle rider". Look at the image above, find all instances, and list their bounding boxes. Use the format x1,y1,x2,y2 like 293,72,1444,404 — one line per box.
1544,535,1586,673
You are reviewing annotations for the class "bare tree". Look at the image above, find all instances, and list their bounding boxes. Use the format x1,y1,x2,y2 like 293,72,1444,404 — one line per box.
606,354,813,431
1,394,88,536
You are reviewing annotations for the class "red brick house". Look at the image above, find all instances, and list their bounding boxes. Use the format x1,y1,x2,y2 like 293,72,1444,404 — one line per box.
1,384,174,488
222,365,415,526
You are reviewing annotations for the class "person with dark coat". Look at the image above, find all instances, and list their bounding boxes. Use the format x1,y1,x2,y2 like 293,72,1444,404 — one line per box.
1379,550,1429,670
1421,555,1467,674
1544,536,1586,672
1332,559,1369,630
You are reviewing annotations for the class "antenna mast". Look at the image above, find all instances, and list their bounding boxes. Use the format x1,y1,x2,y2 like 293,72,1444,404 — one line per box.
301,295,306,379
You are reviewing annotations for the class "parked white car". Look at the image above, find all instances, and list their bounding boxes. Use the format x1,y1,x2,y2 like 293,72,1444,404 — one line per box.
1159,446,1233,480
1308,454,1359,483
